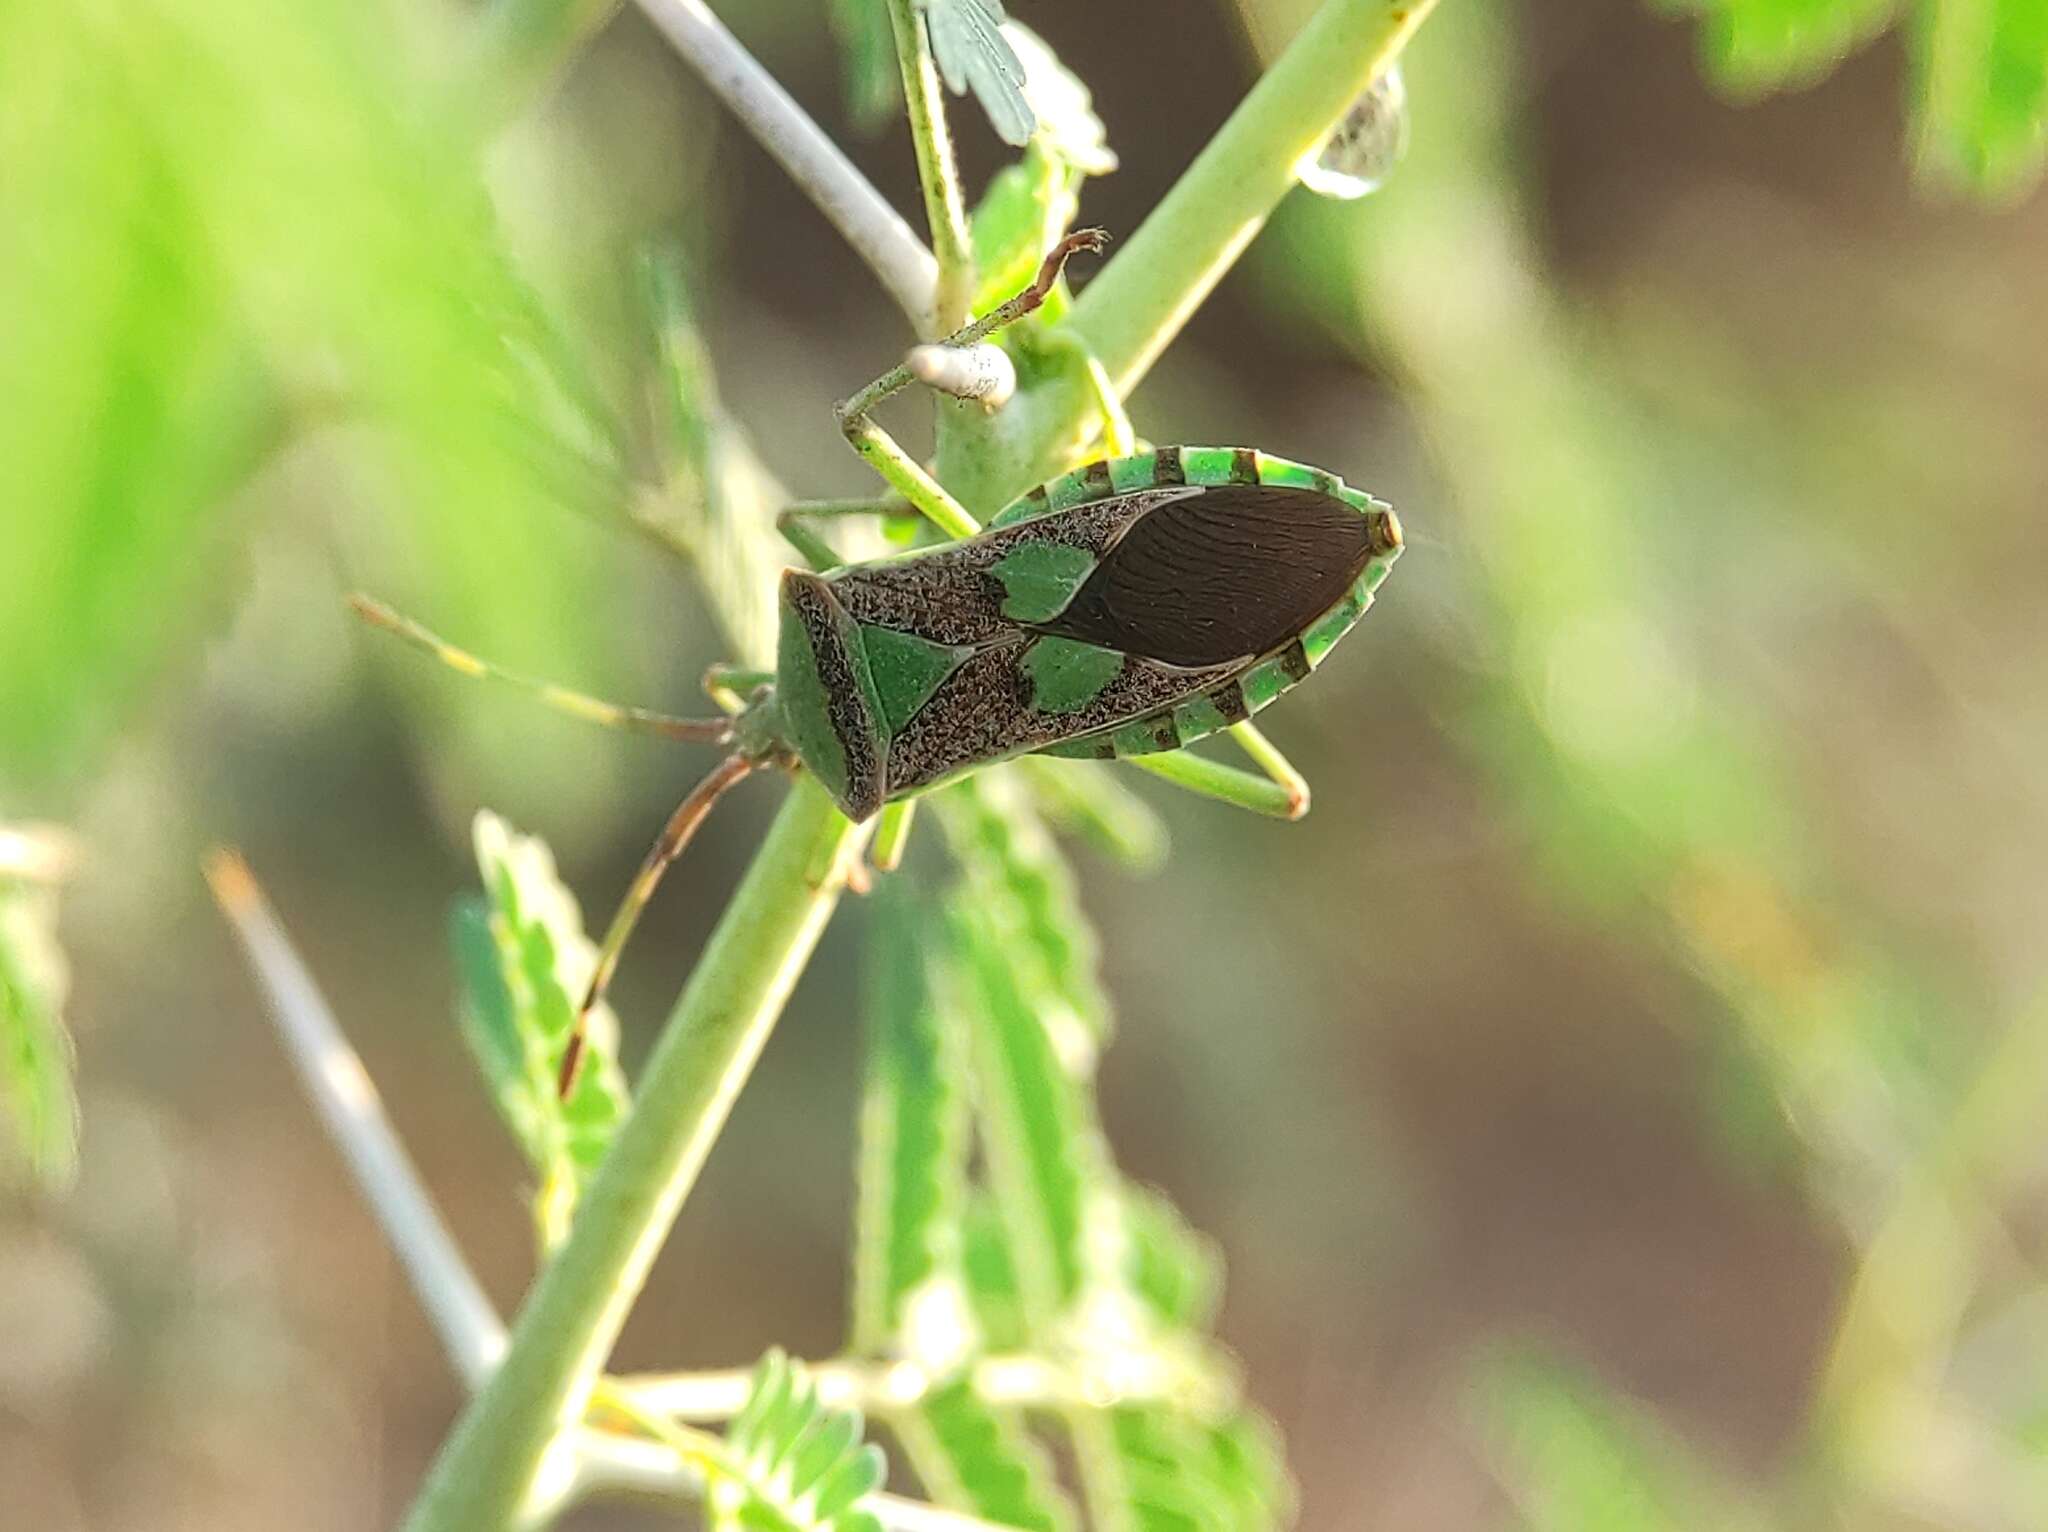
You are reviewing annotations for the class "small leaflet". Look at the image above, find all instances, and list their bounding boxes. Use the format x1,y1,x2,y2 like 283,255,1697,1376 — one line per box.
920,0,1036,146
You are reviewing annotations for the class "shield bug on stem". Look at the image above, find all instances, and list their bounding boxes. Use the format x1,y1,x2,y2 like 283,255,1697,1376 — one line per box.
352,230,1403,1094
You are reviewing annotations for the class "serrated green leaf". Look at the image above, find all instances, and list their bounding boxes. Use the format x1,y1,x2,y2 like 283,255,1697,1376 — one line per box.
943,895,1100,1316
831,0,902,131
455,810,628,1246
959,1193,1031,1351
0,878,78,1191
451,898,544,1161
1205,1411,1294,1529
852,884,976,1363
890,1381,1077,1532
1119,1184,1223,1333
919,0,1035,146
935,770,1112,1050
1084,1405,1292,1532
716,1350,892,1532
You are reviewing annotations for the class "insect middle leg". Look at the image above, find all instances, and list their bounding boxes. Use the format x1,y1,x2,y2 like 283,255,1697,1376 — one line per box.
831,228,1109,541
776,496,914,572
1133,721,1312,821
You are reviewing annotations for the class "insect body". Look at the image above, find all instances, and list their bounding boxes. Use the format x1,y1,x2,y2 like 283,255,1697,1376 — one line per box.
351,231,1406,1095
774,446,1401,822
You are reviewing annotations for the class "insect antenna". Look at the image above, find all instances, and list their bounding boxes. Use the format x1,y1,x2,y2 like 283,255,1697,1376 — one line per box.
557,752,760,1097
347,594,735,744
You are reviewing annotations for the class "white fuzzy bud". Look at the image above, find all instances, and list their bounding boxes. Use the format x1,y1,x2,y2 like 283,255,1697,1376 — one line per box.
905,341,1017,407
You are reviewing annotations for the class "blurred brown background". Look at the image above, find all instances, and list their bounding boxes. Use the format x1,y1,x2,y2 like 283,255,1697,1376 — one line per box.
6,0,2047,1527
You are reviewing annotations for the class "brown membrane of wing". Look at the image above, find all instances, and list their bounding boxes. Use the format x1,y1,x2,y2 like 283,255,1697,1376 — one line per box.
1036,484,1376,668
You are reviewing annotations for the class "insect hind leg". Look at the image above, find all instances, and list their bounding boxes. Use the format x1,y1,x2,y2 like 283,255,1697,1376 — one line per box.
557,752,760,1097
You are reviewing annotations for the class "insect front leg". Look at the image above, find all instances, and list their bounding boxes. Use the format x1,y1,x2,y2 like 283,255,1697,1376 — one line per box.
347,595,735,745
701,664,775,715
830,228,1111,543
1133,721,1312,821
833,403,984,540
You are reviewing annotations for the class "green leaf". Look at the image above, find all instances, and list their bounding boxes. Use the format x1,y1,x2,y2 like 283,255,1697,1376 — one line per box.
1,0,642,828
851,883,976,1364
970,144,1079,316
1913,0,2048,192
958,1193,1031,1351
831,0,902,131
1119,1184,1223,1333
0,4,269,794
714,1350,890,1532
919,0,1035,146
1068,1404,1292,1532
1671,0,1899,91
890,1381,1077,1532
1663,0,2048,193
0,875,78,1191
942,894,1100,1317
1017,759,1170,875
935,770,1113,1051
454,810,629,1247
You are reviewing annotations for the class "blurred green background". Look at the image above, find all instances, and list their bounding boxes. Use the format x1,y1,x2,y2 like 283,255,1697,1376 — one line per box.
6,0,2048,1526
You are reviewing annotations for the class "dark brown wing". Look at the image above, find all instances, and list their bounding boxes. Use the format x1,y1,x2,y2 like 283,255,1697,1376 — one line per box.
1035,484,1376,667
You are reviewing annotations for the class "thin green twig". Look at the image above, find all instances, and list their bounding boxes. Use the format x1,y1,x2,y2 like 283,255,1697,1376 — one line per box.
885,0,977,331
1070,0,1437,398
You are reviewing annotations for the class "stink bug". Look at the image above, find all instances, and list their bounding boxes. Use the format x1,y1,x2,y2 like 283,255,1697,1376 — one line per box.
776,445,1399,823
351,232,1404,1091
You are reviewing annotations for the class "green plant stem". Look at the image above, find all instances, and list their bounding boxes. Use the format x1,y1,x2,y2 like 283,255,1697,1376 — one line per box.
571,1427,1022,1530
885,0,976,331
1069,0,1436,399
400,778,854,1532
396,4,1448,1522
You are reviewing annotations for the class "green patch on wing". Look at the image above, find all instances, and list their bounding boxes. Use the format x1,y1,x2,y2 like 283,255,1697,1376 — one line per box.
992,540,1096,622
1023,635,1122,714
860,625,970,736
